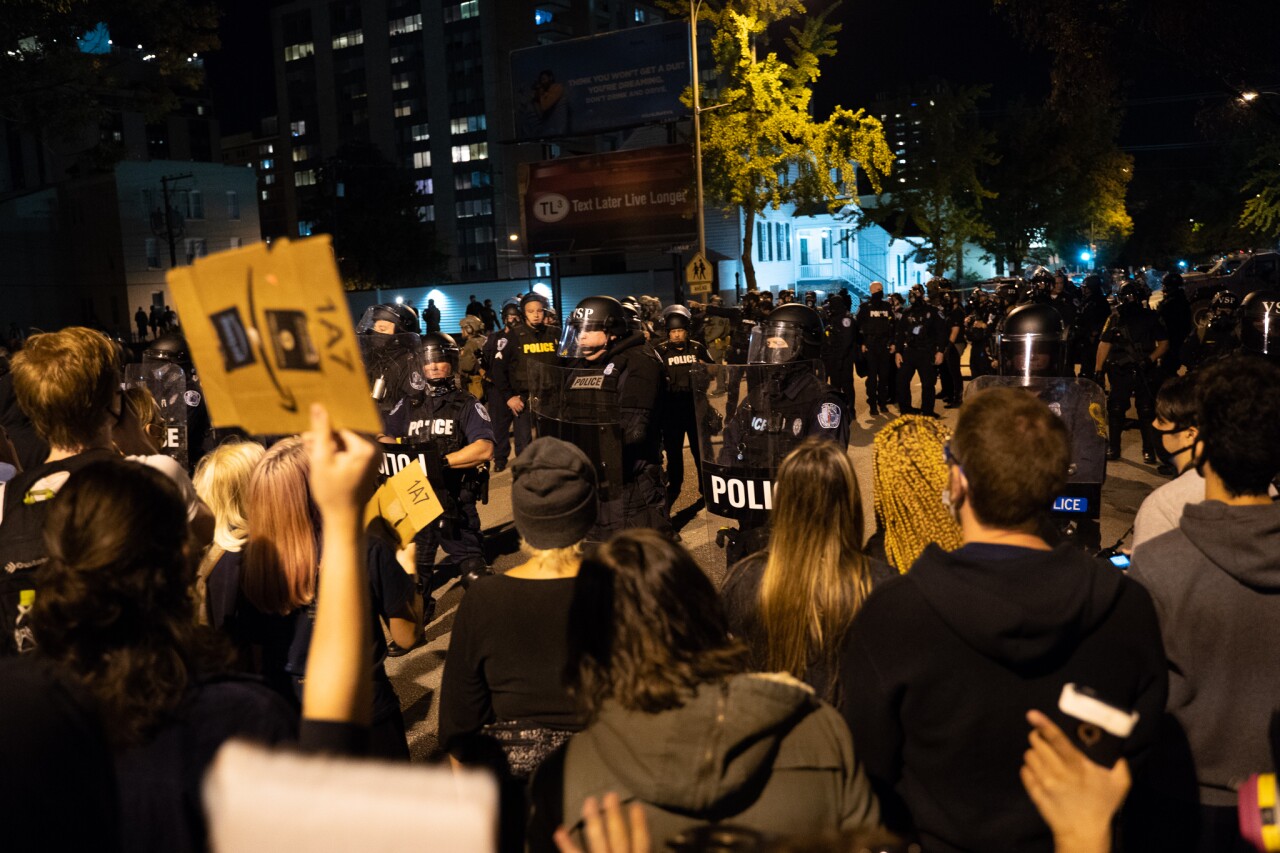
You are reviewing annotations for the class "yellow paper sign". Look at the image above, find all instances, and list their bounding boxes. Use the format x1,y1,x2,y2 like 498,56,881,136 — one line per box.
165,236,381,435
362,460,445,549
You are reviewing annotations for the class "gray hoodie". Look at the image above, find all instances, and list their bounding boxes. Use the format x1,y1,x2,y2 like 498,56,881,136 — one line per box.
530,673,879,849
1130,500,1280,806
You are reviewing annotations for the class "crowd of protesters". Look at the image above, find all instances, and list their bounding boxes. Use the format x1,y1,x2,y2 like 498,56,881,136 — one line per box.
0,265,1277,853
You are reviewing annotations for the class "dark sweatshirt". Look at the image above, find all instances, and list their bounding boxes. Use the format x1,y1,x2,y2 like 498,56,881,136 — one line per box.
1130,500,1280,807
841,542,1167,853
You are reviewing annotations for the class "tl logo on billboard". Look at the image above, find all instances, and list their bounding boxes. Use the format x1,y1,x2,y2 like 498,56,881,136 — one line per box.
533,193,570,223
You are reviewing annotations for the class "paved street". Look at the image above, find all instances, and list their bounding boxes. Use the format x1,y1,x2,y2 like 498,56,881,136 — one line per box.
386,377,1169,762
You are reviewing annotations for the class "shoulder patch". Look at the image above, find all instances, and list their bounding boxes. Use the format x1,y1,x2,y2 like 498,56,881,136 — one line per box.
409,371,426,391
842,317,851,327
497,337,508,351
184,390,202,407
604,362,615,376
792,418,803,436
817,401,841,430
475,402,491,422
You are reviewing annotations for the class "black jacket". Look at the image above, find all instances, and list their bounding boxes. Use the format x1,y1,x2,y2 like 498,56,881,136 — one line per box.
841,542,1167,853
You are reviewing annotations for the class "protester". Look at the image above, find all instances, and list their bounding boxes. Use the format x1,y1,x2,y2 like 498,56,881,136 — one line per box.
720,438,895,703
1128,355,1280,852
867,414,962,571
30,457,296,852
529,529,881,850
192,440,266,624
1131,373,1202,548
206,437,419,759
842,387,1167,852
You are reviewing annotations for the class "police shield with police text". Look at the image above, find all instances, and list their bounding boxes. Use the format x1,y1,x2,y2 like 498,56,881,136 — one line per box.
541,295,671,541
357,303,425,423
381,332,494,631
969,302,1108,549
696,303,848,564
122,361,189,469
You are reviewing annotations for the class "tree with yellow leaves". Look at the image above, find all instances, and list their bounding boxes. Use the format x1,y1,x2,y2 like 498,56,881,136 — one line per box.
671,0,893,291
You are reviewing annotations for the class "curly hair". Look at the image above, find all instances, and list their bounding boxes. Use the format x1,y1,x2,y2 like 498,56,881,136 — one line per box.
568,530,748,717
32,458,230,748
873,415,963,571
1194,355,1280,496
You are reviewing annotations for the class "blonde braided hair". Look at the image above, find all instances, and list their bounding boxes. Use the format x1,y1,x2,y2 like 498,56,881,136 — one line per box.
872,415,963,571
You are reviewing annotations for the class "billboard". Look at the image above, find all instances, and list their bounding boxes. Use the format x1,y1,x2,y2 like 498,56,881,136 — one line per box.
521,145,696,254
510,21,690,141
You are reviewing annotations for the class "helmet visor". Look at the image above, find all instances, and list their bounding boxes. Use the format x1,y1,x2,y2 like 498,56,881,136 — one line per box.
997,332,1065,381
747,324,805,364
558,323,611,359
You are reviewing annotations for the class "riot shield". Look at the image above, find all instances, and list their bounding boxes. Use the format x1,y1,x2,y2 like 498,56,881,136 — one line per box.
692,361,826,563
123,362,189,468
358,332,425,416
528,362,624,502
965,375,1108,520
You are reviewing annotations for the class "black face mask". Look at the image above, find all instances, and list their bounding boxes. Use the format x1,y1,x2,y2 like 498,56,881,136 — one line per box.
870,292,884,302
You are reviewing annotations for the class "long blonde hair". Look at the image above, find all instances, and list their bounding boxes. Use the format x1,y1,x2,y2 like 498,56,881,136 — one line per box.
759,439,872,695
241,438,318,615
873,415,963,571
193,440,266,552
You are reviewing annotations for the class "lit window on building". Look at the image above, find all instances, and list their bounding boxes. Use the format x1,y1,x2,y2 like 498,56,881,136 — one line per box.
392,73,412,91
389,14,422,35
290,120,306,137
418,206,434,222
394,101,414,118
295,169,317,187
451,142,488,163
456,198,492,218
299,221,314,237
450,115,486,135
332,30,363,49
444,1,479,23
416,179,434,195
283,42,315,62
535,8,554,25
413,151,432,169
292,147,311,162
635,7,647,23
411,123,430,141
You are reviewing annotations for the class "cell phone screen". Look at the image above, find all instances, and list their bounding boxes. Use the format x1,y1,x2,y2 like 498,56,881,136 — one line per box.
1109,554,1131,568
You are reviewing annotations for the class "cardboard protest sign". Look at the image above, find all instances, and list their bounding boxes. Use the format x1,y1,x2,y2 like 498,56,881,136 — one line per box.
166,236,380,435
364,459,445,549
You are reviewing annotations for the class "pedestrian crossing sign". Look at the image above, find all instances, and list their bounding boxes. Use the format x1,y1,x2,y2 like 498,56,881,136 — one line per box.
685,252,713,289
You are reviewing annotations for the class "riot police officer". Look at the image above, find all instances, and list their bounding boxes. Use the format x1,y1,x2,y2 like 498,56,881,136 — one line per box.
482,300,521,471
939,290,966,407
1075,275,1110,382
457,315,487,400
721,303,849,450
357,303,424,423
558,295,671,539
491,292,558,464
383,332,493,626
895,284,945,417
821,292,857,406
1157,272,1193,373
1095,282,1168,463
857,281,896,414
1238,290,1280,362
141,332,212,465
656,304,714,509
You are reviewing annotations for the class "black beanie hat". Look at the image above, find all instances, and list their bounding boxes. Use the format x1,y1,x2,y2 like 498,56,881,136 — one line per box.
510,438,598,549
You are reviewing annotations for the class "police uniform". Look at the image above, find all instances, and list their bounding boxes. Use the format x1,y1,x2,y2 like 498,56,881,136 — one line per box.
490,321,558,462
458,324,487,400
365,336,425,423
1099,306,1167,458
939,300,965,404
656,337,713,507
895,298,945,416
720,367,849,456
856,294,896,413
563,332,671,540
384,388,494,590
821,303,858,406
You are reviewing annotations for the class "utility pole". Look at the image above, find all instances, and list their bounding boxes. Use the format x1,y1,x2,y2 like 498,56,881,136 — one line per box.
159,172,193,267
689,0,706,261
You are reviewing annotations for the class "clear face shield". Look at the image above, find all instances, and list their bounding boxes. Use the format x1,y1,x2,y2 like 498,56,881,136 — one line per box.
421,343,457,387
746,323,804,365
558,318,612,360
997,331,1066,381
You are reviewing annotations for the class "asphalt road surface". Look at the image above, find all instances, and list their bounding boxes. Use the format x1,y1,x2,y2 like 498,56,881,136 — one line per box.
386,374,1169,762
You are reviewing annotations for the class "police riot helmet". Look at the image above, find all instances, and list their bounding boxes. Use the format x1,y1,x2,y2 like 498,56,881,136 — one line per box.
501,299,521,325
1117,281,1145,304
1028,267,1054,288
519,291,549,322
996,302,1068,380
143,332,193,371
357,303,420,336
1211,289,1240,317
1238,290,1280,360
747,303,823,364
622,302,644,333
419,331,460,390
459,315,484,336
909,283,926,303
560,295,627,359
1082,274,1104,297
662,303,692,331
778,289,795,304
803,290,818,307
1162,271,1184,291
